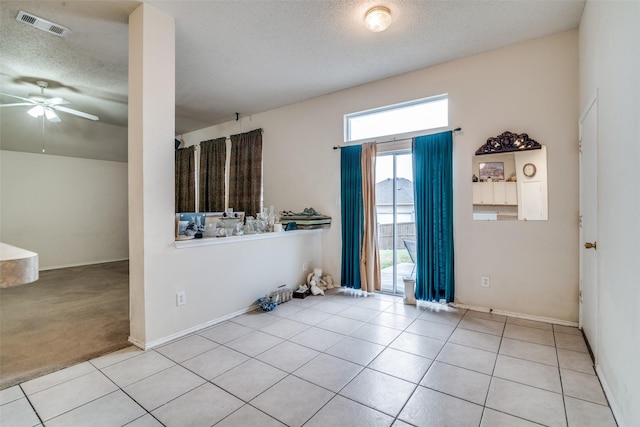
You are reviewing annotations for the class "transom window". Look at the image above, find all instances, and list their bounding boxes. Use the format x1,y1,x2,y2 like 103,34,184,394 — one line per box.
344,94,448,142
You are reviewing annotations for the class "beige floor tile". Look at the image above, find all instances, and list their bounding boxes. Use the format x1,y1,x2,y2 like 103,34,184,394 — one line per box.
310,300,350,315
458,316,506,336
370,312,416,330
325,336,385,366
123,365,205,411
101,351,175,388
486,377,566,427
436,343,497,375
251,375,334,427
229,311,279,329
28,371,118,421
256,341,319,372
418,308,464,326
553,324,582,335
0,397,41,427
499,337,558,366
338,305,382,322
225,331,283,357
564,395,617,427
316,314,365,335
152,383,243,427
355,297,395,312
390,332,445,359
45,390,145,427
288,308,333,325
449,327,501,352
289,326,345,351
557,348,594,374
503,324,555,346
555,332,589,353
480,408,541,426
90,346,144,370
506,317,553,330
421,361,491,405
0,385,24,405
385,302,426,318
198,321,254,344
340,368,415,417
369,348,432,383
22,362,96,395
269,302,304,318
305,395,393,427
212,359,286,401
493,355,562,393
350,322,402,346
259,318,310,339
294,353,363,392
406,318,455,341
399,386,483,427
215,404,286,427
116,414,162,427
181,346,249,380
561,368,608,405
155,334,218,363
464,310,507,323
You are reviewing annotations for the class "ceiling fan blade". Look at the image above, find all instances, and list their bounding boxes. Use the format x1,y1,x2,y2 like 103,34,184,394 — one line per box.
45,108,61,123
47,97,70,105
0,93,35,103
54,105,99,121
0,103,33,108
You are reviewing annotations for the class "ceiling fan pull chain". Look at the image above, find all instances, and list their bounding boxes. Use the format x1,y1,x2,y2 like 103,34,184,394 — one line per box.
41,114,46,153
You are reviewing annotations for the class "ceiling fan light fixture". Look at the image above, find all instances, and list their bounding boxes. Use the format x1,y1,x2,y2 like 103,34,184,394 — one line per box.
27,105,44,118
365,6,392,32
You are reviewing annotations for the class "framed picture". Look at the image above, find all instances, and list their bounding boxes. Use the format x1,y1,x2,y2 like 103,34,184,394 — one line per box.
479,162,504,181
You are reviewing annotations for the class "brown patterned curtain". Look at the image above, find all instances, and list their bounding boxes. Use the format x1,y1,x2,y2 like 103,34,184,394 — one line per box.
175,146,196,212
360,142,381,292
199,137,227,212
229,128,262,216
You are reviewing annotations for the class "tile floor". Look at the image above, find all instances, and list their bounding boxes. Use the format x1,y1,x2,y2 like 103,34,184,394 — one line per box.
1,289,617,427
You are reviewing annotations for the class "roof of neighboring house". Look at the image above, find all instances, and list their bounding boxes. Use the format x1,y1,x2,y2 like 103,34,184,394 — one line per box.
376,178,414,205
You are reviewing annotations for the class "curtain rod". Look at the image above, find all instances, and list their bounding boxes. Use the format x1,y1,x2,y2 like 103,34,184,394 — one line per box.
333,127,462,150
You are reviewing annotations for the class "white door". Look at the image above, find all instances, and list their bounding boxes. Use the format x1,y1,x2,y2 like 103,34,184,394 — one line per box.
579,94,598,361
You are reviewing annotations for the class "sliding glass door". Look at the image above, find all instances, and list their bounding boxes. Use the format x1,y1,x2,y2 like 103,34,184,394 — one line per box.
376,151,415,294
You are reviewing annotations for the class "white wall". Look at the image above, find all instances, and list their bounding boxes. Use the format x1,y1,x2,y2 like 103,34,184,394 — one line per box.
0,150,128,269
185,30,580,323
128,4,323,347
579,2,640,425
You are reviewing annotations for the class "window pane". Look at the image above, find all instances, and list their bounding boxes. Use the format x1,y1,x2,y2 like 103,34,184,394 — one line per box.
346,96,448,141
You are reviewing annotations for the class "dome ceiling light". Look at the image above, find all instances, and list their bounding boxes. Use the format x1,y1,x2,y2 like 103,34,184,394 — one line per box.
364,6,392,32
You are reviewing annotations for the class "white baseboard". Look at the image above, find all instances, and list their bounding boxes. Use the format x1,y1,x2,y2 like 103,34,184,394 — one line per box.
451,303,579,327
596,365,624,427
129,304,259,350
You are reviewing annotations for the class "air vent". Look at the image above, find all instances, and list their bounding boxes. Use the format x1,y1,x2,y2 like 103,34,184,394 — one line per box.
16,10,71,37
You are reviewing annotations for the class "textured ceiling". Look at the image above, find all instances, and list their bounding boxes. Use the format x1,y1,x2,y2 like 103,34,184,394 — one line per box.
0,0,585,161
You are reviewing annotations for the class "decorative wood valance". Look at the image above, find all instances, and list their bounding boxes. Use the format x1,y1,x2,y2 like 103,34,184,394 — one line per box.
475,131,542,155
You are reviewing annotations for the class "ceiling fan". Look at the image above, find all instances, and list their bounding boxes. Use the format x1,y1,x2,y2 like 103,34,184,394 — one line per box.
0,80,99,122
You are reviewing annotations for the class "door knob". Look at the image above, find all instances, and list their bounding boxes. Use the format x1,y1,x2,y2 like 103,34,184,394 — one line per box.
584,242,597,249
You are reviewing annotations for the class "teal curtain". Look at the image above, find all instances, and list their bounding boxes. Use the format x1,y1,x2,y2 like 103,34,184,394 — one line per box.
412,131,455,302
341,145,363,289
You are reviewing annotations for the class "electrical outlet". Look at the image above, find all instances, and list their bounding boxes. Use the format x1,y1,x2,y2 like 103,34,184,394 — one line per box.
302,262,308,272
481,276,490,287
176,291,186,306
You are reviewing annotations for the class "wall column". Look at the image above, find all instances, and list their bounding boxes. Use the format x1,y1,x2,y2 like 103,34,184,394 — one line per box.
128,4,175,346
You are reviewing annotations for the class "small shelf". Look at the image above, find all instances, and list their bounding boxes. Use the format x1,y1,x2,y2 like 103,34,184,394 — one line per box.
174,228,325,249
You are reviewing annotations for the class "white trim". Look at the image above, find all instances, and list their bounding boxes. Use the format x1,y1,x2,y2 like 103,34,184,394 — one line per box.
451,303,579,327
128,304,259,350
174,228,324,249
596,365,623,427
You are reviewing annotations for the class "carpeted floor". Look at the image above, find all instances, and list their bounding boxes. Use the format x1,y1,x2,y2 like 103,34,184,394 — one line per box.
0,260,130,389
